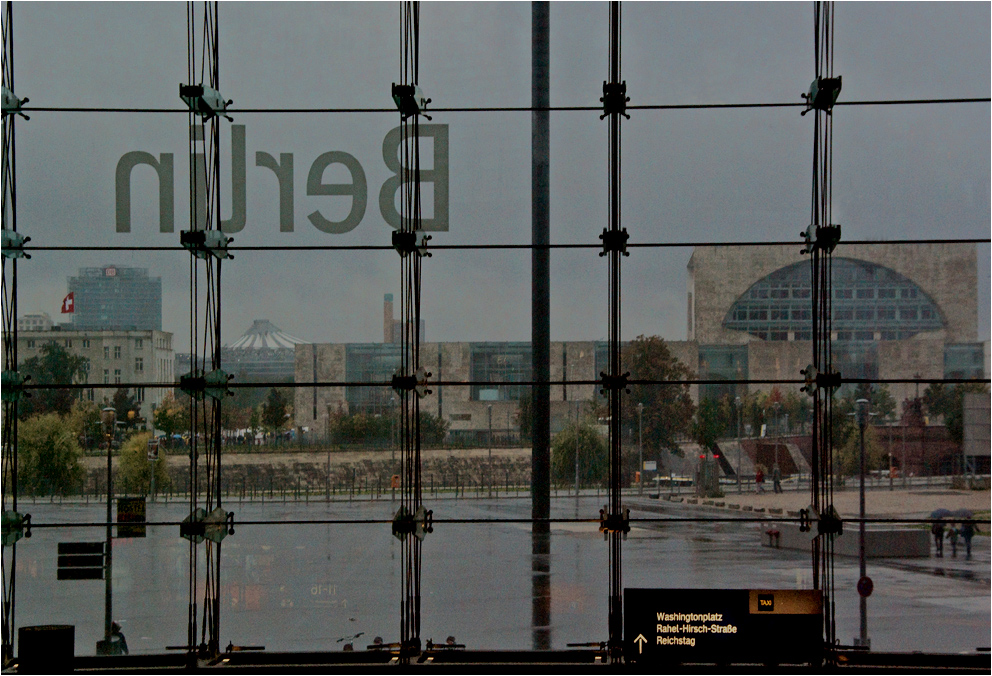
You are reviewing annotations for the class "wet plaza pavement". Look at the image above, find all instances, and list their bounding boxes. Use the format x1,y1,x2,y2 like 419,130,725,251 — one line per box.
7,494,989,656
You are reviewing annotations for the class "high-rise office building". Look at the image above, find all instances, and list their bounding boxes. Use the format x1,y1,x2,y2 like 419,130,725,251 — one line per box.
67,265,162,331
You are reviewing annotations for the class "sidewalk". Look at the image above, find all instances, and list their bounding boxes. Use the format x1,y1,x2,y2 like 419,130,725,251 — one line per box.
643,485,990,519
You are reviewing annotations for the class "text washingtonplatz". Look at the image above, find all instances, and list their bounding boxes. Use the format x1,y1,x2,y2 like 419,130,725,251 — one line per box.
653,611,738,647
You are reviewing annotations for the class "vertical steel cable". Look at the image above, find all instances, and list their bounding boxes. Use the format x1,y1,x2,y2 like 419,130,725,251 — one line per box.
806,0,838,654
604,1,626,661
1,1,18,663
397,1,426,659
185,1,225,659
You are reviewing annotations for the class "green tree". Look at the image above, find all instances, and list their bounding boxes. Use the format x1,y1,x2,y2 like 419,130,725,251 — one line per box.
112,388,143,430
551,422,608,487
261,387,290,433
622,336,695,458
117,431,171,495
18,342,89,419
692,397,725,451
419,411,450,447
517,390,532,442
834,424,886,477
153,392,190,445
924,382,990,446
17,413,85,496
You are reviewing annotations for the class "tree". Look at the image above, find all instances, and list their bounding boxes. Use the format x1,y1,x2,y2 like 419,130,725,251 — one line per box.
924,382,990,446
112,388,143,430
834,424,886,477
692,397,725,451
117,431,171,495
517,390,532,442
419,412,450,447
261,388,290,433
153,392,190,444
622,336,695,457
17,413,85,496
551,422,608,487
17,342,89,419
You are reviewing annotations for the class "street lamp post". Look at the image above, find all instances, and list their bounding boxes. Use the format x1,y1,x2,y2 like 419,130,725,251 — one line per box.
735,396,742,494
637,403,644,495
854,398,871,649
574,401,580,497
100,407,116,652
488,404,493,462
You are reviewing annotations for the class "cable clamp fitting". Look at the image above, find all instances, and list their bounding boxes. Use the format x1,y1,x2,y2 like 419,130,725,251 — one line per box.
179,369,233,402
392,505,433,542
180,507,234,544
599,228,630,257
799,223,841,255
391,83,432,120
817,504,843,537
800,365,841,395
599,371,630,396
181,229,233,260
2,511,32,546
391,230,432,258
599,506,631,540
1,230,31,259
180,83,233,121
1,371,30,402
391,366,432,399
600,81,630,119
1,85,30,120
800,75,842,116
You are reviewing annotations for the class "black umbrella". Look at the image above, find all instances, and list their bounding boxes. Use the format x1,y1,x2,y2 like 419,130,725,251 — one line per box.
929,508,953,519
951,509,974,519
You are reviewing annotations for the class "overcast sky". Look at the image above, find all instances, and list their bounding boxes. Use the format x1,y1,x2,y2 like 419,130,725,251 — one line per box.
5,2,989,351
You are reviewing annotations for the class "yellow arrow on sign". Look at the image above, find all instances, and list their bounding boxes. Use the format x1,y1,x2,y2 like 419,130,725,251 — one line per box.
634,633,648,654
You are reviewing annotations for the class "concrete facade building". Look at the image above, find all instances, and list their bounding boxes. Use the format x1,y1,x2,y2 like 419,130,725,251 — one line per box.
16,326,174,424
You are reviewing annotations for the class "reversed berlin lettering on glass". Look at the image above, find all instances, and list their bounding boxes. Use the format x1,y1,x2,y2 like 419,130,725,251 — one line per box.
115,124,449,234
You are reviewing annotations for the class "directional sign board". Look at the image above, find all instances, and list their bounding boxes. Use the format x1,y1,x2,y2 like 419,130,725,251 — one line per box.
624,588,822,666
57,542,105,580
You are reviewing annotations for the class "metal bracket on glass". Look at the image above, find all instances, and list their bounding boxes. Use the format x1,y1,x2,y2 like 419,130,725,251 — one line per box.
180,229,233,260
1,230,31,259
800,365,842,395
599,506,631,541
600,81,630,119
179,83,233,121
391,366,432,399
799,223,841,255
1,85,30,120
599,228,630,257
1,371,29,402
181,507,234,544
817,504,843,536
179,369,233,402
391,83,432,121
599,371,630,396
391,230,431,258
2,511,31,546
800,76,842,116
391,505,433,542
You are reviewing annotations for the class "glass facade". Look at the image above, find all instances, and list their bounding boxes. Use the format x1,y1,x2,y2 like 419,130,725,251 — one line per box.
0,2,988,668
724,259,945,341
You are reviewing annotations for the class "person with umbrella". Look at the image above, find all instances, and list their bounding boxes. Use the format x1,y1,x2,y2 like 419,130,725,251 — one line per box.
929,509,952,558
954,509,976,560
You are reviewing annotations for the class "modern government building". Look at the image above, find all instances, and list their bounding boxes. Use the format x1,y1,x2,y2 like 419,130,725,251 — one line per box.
295,243,988,451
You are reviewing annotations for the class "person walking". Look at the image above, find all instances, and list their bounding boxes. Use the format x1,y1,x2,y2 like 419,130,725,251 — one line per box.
948,525,959,558
960,521,975,560
931,520,945,558
755,467,765,494
772,463,782,494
